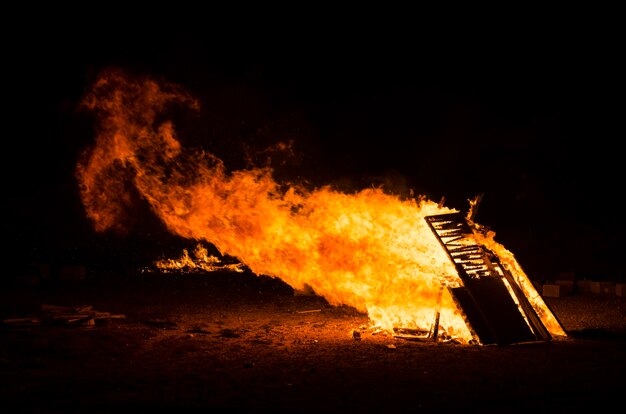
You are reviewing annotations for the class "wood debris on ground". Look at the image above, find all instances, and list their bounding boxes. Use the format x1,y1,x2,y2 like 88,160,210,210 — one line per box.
1,304,126,328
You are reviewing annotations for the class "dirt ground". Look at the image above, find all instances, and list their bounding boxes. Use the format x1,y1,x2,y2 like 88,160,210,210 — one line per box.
1,270,625,413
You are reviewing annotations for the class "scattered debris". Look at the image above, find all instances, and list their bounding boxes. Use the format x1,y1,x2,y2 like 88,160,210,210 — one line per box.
369,327,389,336
1,304,125,328
393,327,432,341
2,317,41,326
352,330,361,340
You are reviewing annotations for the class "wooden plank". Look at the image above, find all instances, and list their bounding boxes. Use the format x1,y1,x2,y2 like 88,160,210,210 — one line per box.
426,212,543,345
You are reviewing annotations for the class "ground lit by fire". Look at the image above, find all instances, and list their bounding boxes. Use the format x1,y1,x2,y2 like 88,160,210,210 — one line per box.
75,68,565,344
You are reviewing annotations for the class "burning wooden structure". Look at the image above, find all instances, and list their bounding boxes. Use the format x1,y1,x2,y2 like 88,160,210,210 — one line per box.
400,196,567,345
75,69,567,347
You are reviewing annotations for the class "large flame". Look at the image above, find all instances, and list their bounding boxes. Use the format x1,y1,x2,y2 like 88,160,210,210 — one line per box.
76,68,562,344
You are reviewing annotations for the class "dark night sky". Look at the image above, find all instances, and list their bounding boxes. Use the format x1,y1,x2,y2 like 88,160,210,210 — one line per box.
2,20,622,280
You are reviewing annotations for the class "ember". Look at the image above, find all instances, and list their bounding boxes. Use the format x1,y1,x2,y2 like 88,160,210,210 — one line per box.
76,68,566,345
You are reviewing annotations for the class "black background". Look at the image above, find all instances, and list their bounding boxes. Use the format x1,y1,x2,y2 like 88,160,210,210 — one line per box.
2,15,622,281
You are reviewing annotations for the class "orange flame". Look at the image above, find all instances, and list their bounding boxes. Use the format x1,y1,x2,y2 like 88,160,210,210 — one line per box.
76,68,563,344
153,243,246,273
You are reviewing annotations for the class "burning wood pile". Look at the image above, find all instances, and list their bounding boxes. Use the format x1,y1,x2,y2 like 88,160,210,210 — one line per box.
74,68,566,346
413,203,566,345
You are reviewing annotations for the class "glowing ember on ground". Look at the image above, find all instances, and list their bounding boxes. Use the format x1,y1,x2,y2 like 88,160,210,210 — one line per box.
75,68,565,344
